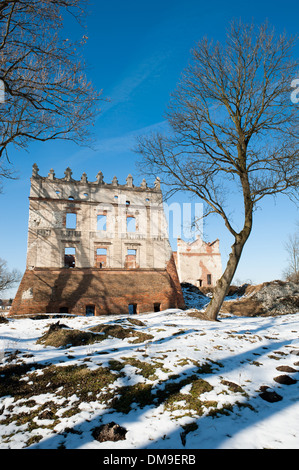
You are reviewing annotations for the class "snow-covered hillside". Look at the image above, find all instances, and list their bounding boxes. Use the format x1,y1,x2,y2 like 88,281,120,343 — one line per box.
0,304,298,450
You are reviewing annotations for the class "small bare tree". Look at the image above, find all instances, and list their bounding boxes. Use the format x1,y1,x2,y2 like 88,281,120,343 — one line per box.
0,258,21,292
136,20,299,321
0,0,102,185
284,230,299,282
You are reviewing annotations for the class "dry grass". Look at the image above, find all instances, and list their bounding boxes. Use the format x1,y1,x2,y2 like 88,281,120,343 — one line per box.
90,323,153,343
36,321,153,349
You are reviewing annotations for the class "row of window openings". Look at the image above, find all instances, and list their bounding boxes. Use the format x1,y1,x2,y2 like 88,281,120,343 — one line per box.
66,213,137,232
59,302,160,316
97,214,136,232
64,247,137,268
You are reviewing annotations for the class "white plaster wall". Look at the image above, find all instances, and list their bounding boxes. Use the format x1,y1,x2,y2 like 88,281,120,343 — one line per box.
27,171,172,270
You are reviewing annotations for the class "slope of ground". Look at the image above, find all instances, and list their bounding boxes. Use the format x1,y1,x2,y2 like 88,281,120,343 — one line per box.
221,281,299,317
0,307,298,449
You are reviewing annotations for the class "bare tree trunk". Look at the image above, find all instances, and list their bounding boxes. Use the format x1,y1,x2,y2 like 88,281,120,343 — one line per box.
204,223,252,321
136,21,299,320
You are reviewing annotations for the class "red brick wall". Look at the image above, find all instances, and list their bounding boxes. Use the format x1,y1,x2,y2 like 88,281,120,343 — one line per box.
166,254,185,309
10,263,185,316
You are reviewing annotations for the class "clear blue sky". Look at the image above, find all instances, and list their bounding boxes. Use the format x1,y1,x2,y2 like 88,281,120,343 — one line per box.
1,0,298,297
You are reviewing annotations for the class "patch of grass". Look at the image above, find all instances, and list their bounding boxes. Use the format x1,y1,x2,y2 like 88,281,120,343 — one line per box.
0,362,48,399
90,324,153,344
37,328,105,349
175,358,191,367
26,435,43,447
60,405,81,419
109,372,214,416
158,375,214,416
125,318,146,327
36,322,154,349
0,362,122,443
0,399,63,431
0,362,119,403
220,380,246,394
190,378,213,396
267,354,284,360
206,400,256,418
108,359,125,372
187,310,210,320
195,362,214,374
207,403,234,417
121,357,171,379
111,383,154,414
123,358,160,380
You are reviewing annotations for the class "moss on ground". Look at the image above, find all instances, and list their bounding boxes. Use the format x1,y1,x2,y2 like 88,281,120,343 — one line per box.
35,321,154,350
89,323,153,343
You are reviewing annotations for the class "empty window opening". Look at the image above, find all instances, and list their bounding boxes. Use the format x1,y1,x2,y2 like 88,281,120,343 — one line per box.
198,279,203,287
64,247,76,268
128,303,137,315
59,307,69,313
126,249,137,269
68,196,75,200
96,248,107,268
86,305,95,317
154,303,161,312
127,216,136,232
97,214,107,231
126,200,130,207
66,213,77,229
207,274,212,286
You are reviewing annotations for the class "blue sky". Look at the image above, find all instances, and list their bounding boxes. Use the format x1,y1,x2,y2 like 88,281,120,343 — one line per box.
1,0,298,297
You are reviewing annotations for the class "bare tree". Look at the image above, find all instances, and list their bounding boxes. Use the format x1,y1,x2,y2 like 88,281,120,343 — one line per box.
136,20,299,321
284,230,299,282
0,258,21,292
0,0,102,184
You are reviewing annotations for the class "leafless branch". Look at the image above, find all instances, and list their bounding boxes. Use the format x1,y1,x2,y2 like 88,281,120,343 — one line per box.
0,0,102,182
136,20,299,320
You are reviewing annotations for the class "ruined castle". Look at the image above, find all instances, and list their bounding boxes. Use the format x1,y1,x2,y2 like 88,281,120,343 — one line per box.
10,165,185,316
10,165,222,317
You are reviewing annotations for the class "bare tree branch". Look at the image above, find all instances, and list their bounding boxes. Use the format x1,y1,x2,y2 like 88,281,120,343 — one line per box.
0,258,21,292
0,0,103,185
136,20,299,320
283,230,299,282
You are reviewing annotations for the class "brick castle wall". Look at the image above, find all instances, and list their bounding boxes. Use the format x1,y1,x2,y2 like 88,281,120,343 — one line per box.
10,263,185,316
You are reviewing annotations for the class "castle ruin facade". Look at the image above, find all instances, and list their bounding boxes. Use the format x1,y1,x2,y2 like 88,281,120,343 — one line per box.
10,165,185,316
173,236,222,288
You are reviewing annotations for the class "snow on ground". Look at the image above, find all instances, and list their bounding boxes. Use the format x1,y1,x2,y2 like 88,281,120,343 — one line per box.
0,307,299,450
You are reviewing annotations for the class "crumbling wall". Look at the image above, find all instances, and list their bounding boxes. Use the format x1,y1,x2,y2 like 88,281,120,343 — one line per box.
174,236,222,288
11,165,185,316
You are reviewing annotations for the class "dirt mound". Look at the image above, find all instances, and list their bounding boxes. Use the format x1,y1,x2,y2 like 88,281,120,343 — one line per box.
92,422,127,442
37,324,105,348
221,280,299,317
37,322,153,348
